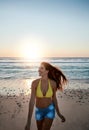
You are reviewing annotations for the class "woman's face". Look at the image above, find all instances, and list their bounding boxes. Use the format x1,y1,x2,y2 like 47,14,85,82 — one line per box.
38,64,48,76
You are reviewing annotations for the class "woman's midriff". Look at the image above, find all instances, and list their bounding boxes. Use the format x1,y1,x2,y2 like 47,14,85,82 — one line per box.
36,97,53,108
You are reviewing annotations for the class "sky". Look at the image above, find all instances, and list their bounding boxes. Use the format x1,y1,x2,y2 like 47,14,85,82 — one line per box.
0,0,89,58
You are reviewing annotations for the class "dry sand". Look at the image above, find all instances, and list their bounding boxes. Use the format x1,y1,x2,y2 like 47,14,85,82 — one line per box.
0,88,89,130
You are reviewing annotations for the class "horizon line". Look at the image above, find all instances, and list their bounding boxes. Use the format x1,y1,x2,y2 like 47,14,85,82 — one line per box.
0,56,89,58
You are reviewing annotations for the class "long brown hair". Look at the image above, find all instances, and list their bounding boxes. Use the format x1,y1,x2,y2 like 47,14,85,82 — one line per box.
41,62,68,92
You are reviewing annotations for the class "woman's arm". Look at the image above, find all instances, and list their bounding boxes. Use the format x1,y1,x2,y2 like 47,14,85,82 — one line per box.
52,82,66,122
25,81,36,130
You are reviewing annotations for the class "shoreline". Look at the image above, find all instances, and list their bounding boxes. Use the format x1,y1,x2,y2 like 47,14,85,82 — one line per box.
0,78,89,96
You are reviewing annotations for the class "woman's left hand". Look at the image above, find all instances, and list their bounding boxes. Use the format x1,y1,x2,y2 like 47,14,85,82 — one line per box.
59,114,66,122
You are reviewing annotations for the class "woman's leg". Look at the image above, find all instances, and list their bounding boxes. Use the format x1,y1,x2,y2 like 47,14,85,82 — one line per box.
42,118,54,130
36,119,44,130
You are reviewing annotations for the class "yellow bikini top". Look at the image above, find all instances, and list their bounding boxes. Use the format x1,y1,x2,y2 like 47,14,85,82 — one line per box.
36,79,53,98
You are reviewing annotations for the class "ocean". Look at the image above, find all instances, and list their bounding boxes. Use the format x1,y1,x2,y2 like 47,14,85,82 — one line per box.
0,57,89,96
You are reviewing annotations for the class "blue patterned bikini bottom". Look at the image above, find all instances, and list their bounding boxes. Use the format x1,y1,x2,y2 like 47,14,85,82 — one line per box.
35,103,55,120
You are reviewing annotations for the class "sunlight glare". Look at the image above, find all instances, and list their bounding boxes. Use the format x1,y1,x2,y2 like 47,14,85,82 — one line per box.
23,79,33,95
20,42,43,62
19,35,46,60
23,44,40,60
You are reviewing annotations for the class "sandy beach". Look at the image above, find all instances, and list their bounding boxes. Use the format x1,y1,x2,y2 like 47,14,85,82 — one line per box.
0,0,89,128
0,85,89,130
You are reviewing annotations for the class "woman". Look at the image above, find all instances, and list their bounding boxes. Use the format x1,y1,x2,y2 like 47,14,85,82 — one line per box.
25,62,67,130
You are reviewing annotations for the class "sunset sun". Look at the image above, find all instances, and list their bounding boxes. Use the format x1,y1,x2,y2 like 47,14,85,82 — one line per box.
18,35,46,60
24,45,39,59
20,43,42,60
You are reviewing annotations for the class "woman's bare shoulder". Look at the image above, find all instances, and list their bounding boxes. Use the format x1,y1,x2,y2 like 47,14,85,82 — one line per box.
32,78,40,87
50,79,56,88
